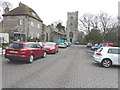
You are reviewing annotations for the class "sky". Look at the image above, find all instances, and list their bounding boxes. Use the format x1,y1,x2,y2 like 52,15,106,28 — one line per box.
0,0,119,26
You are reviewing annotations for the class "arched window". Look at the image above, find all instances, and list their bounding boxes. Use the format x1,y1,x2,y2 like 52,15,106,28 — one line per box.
69,32,73,38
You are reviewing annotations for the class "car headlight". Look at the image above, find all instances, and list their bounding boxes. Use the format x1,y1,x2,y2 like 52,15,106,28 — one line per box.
50,47,55,50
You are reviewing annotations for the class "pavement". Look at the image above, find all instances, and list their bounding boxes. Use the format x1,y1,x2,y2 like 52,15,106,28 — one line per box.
0,48,5,55
2,45,119,88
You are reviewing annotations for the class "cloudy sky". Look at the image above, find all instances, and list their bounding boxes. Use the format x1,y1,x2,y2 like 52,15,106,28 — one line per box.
0,0,119,26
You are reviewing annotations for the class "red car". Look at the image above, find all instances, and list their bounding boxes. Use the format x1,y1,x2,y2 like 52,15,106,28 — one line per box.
43,42,59,54
5,42,46,63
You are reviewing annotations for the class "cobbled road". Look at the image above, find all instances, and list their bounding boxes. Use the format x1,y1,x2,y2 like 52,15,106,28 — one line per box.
2,45,119,88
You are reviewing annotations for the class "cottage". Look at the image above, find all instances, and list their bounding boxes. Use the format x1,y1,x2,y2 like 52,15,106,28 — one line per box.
2,3,43,41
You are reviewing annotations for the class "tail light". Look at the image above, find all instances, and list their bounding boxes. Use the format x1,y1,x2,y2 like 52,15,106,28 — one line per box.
96,53,102,56
5,49,8,53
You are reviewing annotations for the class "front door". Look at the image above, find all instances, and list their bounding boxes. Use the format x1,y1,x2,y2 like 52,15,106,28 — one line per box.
70,39,72,43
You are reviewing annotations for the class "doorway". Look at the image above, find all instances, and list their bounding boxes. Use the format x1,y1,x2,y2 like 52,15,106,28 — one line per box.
70,39,72,43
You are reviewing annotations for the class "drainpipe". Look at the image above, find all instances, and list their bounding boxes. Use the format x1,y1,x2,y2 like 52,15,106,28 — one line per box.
27,16,29,42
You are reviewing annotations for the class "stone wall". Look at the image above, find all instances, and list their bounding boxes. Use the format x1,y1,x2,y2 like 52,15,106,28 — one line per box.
28,16,42,40
3,15,43,40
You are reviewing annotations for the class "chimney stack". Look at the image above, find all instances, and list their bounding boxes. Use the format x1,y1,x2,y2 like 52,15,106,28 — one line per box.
5,6,9,13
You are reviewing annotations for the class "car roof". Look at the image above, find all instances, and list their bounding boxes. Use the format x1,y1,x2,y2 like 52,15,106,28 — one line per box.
101,47,120,49
12,41,39,44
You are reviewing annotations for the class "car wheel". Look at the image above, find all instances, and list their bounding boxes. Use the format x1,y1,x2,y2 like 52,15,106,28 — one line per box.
28,55,34,63
102,59,112,68
42,52,46,58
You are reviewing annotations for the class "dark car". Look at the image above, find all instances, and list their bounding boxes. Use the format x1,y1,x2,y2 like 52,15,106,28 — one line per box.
5,42,46,63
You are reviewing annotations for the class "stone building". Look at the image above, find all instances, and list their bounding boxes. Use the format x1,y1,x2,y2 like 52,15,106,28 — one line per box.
0,22,2,33
66,11,79,43
2,2,67,43
43,24,66,43
42,24,53,42
2,3,43,41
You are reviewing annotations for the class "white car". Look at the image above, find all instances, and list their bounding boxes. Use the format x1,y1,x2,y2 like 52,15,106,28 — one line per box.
58,43,67,48
64,42,69,47
93,47,120,68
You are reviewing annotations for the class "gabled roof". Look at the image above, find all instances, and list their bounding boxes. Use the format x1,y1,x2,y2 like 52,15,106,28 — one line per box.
2,3,43,22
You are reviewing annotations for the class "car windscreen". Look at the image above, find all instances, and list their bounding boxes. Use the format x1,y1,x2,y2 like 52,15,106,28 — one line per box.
45,43,55,46
9,43,25,49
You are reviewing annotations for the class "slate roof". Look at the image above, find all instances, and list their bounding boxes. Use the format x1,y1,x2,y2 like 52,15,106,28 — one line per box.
2,3,43,22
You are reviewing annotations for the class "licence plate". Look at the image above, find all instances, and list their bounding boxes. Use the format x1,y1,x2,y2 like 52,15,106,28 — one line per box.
10,50,18,53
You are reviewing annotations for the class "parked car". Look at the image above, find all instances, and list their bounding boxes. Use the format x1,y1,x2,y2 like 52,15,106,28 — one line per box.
93,47,120,68
5,42,46,63
68,41,71,46
91,43,113,51
99,43,114,47
74,42,79,45
87,43,92,47
43,42,59,54
64,42,69,47
58,43,67,48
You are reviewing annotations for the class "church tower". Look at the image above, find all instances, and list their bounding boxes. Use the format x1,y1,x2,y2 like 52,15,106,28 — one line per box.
66,11,78,43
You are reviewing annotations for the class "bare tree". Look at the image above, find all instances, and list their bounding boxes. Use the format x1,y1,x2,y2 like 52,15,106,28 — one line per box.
98,12,117,40
0,1,13,13
79,13,94,33
91,15,99,29
0,1,13,21
52,20,63,28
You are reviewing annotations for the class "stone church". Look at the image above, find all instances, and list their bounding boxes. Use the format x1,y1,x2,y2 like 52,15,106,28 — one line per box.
66,11,79,43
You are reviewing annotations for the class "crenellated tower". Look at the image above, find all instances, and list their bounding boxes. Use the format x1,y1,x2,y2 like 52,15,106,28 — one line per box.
66,11,78,43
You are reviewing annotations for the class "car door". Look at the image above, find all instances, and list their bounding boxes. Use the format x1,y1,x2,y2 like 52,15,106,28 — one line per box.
27,44,37,58
108,49,119,65
36,44,43,57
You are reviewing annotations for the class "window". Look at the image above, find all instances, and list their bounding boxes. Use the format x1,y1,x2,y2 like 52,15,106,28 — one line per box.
37,34,40,39
9,43,25,49
27,44,41,48
108,49,120,54
38,24,40,28
31,22,34,27
20,20,23,25
69,32,73,38
31,12,36,17
30,33,33,39
36,44,41,48
33,44,41,48
27,44,34,48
